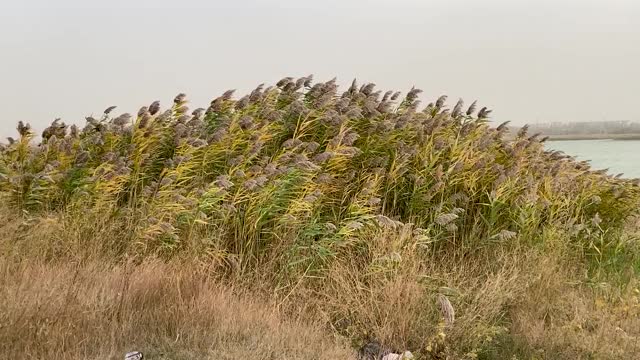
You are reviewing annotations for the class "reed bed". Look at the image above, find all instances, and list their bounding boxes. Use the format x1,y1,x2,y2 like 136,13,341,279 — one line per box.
1,76,639,358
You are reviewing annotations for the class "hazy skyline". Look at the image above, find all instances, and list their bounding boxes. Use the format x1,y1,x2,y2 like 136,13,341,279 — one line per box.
1,0,639,137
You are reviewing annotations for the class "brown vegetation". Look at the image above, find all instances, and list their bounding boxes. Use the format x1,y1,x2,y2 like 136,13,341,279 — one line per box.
0,240,353,359
2,210,639,359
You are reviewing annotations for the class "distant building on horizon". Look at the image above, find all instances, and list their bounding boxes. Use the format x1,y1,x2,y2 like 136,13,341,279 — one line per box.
524,120,640,136
510,120,640,136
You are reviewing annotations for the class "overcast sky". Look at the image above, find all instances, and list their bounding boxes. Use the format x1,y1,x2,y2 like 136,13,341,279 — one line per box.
1,0,639,137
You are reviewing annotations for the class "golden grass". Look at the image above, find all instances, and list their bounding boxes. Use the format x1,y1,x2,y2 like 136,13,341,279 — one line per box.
2,212,639,359
505,254,640,359
0,257,354,360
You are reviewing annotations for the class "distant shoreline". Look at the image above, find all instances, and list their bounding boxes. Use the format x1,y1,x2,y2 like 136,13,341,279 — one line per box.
545,133,640,141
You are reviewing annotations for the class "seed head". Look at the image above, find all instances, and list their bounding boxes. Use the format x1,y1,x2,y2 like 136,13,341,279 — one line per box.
253,165,272,179
435,95,448,109
214,175,234,189
496,121,510,131
283,138,303,149
235,96,250,109
243,179,258,190
229,155,244,166
173,123,188,138
249,84,264,102
379,91,392,103
191,108,205,119
238,115,254,130
367,197,381,206
435,213,458,226
361,83,376,95
139,113,151,129
527,132,541,142
517,124,529,138
75,150,90,165
477,107,492,119
112,113,132,126
303,74,313,87
347,79,358,94
17,121,32,137
69,124,79,138
255,175,268,186
276,77,293,88
148,101,161,115
466,100,477,115
494,229,518,241
174,93,187,104
342,131,360,146
304,141,320,152
137,106,149,118
406,87,422,103
221,89,235,100
437,294,455,327
452,98,464,117
103,106,117,115
344,106,362,119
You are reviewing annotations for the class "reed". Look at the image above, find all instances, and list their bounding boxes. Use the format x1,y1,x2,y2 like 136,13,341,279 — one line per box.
2,76,640,358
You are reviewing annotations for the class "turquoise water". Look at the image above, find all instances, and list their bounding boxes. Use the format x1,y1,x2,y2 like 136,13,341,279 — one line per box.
546,140,640,178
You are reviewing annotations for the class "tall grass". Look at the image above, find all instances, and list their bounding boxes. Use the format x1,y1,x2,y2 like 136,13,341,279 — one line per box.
1,76,640,358
2,77,637,266
0,257,354,359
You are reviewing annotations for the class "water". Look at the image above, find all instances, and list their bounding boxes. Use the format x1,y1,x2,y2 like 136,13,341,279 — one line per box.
546,140,640,178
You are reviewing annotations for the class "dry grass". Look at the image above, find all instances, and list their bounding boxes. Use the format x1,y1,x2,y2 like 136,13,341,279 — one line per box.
0,257,354,360
505,255,640,359
2,209,640,359
312,232,533,357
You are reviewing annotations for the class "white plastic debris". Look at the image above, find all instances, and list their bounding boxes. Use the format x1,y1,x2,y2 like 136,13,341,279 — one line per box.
382,351,414,360
125,351,144,360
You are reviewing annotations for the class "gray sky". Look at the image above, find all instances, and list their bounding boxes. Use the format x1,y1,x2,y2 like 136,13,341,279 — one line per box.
1,0,639,137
